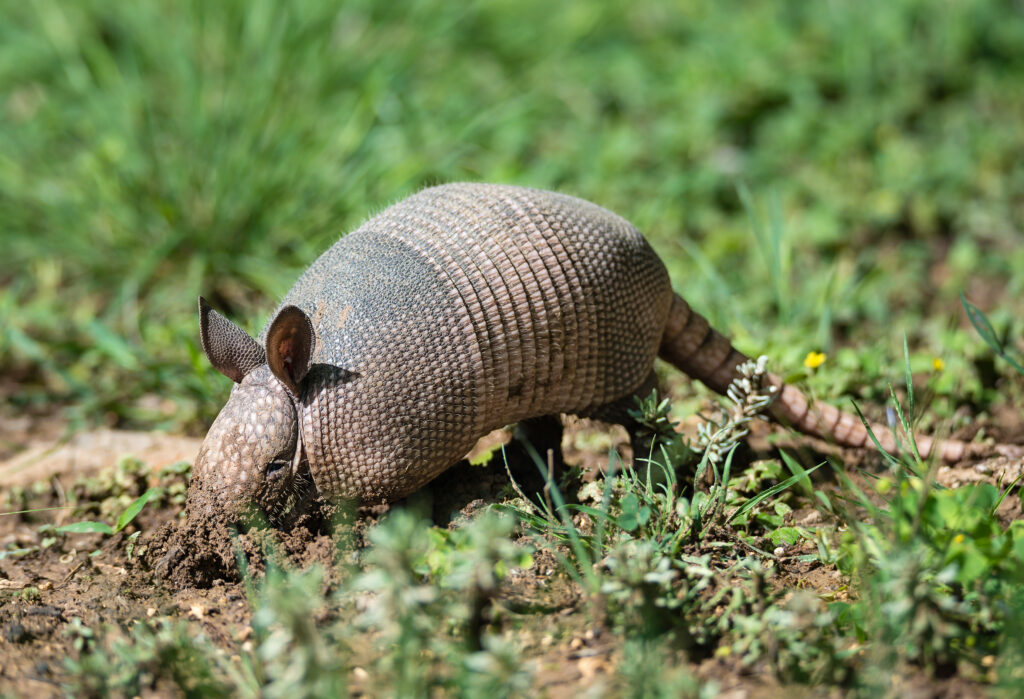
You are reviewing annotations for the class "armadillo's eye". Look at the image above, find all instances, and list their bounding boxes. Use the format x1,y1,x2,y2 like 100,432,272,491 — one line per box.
266,456,290,478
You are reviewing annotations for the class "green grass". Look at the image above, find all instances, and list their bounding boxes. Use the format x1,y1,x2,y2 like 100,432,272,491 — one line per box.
2,0,1023,430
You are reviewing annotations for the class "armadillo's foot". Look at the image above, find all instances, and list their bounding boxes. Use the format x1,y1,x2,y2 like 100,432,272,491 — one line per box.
575,373,672,478
420,417,570,524
509,414,566,494
151,536,183,581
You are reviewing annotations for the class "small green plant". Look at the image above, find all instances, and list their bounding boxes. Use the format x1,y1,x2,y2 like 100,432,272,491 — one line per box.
835,479,1024,681
55,487,159,536
64,617,96,653
239,563,349,698
615,637,712,699
354,508,534,696
726,587,855,685
64,618,228,697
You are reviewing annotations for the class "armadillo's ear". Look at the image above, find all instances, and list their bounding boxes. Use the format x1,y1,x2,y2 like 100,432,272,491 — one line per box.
199,297,266,383
265,305,315,395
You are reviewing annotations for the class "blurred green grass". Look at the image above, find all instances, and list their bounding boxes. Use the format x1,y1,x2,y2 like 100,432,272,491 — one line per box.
1,0,1022,432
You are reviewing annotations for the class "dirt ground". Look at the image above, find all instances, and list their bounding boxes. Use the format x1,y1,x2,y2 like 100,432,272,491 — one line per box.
1,405,1022,698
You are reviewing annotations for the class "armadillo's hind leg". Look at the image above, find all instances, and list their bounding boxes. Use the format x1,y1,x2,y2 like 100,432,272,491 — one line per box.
509,414,566,496
579,371,662,469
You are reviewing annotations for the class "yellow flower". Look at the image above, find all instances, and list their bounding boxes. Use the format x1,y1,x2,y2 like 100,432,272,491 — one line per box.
803,351,827,369
953,533,965,544
932,357,945,372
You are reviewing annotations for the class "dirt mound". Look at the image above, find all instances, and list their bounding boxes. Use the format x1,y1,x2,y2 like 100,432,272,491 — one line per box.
145,504,337,589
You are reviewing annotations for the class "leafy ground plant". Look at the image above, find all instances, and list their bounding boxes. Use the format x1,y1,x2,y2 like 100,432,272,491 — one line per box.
51,486,159,559
816,351,1024,690
54,488,158,537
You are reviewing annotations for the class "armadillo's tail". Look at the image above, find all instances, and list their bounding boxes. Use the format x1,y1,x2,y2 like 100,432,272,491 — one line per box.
657,293,973,464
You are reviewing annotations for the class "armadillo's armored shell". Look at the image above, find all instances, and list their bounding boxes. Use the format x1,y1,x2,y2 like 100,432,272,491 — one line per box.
271,183,673,503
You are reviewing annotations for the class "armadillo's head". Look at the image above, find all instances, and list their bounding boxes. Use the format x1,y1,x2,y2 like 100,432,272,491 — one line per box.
188,298,317,526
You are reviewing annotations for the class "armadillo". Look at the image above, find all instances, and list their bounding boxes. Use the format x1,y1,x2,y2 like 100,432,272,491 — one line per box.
191,182,975,520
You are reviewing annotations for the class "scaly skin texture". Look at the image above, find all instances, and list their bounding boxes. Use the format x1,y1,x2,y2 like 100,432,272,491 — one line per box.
188,366,298,518
190,182,980,522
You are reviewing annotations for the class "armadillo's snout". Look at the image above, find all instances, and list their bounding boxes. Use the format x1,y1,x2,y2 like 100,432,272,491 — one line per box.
187,371,307,527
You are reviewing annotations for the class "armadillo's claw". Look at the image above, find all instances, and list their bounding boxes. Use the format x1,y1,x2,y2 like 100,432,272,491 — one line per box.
154,544,184,580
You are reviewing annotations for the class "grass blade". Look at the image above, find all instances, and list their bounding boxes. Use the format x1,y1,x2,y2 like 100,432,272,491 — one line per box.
961,291,1024,376
57,521,115,535
961,291,1003,352
902,334,914,423
992,473,1024,516
851,400,901,469
778,449,813,498
114,488,160,533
